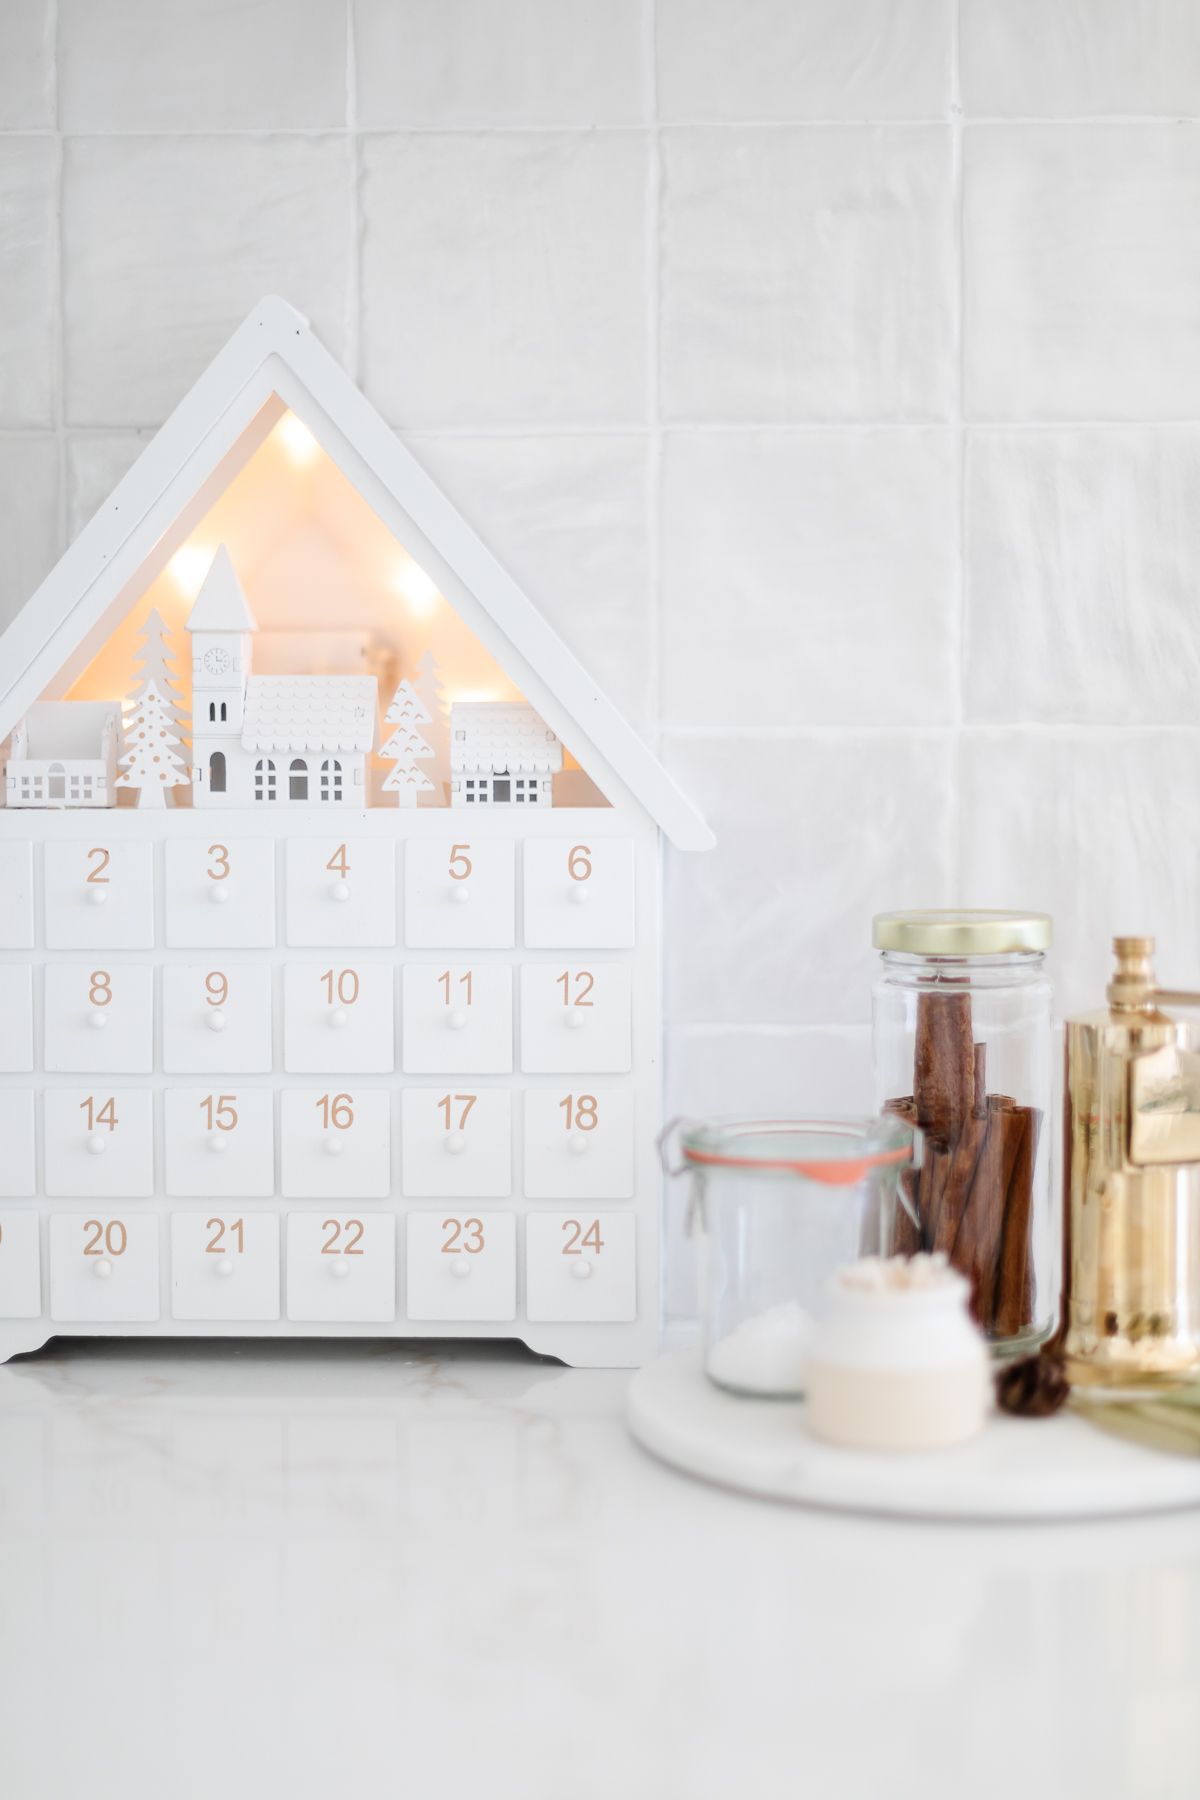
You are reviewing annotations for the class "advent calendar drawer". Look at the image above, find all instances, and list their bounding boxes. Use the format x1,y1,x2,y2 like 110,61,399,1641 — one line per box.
401,1089,511,1198
164,1089,275,1198
49,1212,160,1322
406,1211,516,1322
284,963,394,1073
44,1088,154,1198
404,838,515,948
523,839,635,949
525,1211,636,1323
286,1212,396,1323
280,1089,390,1198
44,840,155,949
523,1088,634,1199
171,1212,280,1322
0,842,34,948
0,1211,41,1318
162,962,272,1073
164,838,276,949
286,838,396,947
520,964,631,1074
0,1093,35,1196
402,963,513,1074
0,966,33,1072
43,963,153,1074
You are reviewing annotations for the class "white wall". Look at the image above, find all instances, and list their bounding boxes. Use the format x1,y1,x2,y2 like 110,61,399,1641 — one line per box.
3,1,1200,1316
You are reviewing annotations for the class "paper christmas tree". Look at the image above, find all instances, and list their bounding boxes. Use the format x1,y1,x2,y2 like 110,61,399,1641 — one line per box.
117,611,190,806
380,679,435,808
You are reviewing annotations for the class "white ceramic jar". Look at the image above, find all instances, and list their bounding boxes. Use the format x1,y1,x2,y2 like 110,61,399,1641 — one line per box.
806,1256,991,1451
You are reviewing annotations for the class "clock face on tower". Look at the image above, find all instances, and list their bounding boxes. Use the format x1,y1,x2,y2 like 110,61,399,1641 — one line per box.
202,647,232,676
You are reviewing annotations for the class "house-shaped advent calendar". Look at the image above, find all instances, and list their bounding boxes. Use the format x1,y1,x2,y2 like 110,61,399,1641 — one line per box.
0,298,712,1369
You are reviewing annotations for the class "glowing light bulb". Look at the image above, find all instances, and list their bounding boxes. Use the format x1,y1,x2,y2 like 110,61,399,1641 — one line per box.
393,556,439,616
168,546,213,598
277,413,319,464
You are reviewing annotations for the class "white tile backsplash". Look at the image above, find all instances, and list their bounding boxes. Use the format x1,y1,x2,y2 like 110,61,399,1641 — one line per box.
661,126,955,421
961,0,1200,119
662,429,956,726
663,732,954,1026
3,10,1199,1320
966,430,1200,725
361,133,649,428
965,126,1200,420
0,0,53,128
355,0,647,127
58,0,347,131
0,435,58,631
0,138,56,427
62,136,352,426
657,0,953,122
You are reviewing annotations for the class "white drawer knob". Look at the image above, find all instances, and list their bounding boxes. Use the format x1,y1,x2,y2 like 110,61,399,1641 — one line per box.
93,1256,113,1279
568,885,590,905
88,887,108,907
209,885,229,906
215,1257,234,1279
565,1010,586,1032
450,1258,472,1280
209,1135,228,1155
88,1011,108,1031
445,1130,467,1156
207,1008,227,1033
569,1132,590,1157
329,1007,349,1030
87,1132,106,1156
330,1259,351,1280
325,1136,345,1157
447,1009,468,1031
330,880,350,903
571,1257,594,1281
449,884,470,905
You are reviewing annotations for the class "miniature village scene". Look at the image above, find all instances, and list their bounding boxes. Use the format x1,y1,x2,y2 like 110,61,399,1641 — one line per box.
1,409,586,815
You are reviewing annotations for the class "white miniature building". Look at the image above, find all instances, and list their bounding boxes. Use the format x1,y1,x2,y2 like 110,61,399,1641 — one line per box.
450,701,562,808
4,701,120,808
188,545,376,807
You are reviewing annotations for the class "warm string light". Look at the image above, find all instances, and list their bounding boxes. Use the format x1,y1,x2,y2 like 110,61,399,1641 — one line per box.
393,554,439,615
276,413,319,464
167,546,213,598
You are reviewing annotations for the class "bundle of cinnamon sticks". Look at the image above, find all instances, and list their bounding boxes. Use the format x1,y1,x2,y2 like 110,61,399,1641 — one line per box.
885,990,1039,1337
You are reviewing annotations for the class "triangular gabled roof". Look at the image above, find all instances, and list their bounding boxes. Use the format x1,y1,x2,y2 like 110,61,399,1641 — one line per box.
186,544,258,634
0,296,713,850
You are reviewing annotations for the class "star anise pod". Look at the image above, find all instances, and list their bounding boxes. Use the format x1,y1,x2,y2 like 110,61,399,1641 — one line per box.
995,1347,1070,1418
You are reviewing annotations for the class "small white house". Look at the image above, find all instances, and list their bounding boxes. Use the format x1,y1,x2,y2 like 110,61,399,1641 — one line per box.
450,701,562,807
188,546,376,807
4,701,120,808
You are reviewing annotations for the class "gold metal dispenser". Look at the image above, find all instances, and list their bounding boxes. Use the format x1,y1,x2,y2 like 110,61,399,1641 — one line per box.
1063,937,1200,1392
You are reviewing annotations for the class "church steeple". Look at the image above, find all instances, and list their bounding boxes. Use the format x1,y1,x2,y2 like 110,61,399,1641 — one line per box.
186,545,256,737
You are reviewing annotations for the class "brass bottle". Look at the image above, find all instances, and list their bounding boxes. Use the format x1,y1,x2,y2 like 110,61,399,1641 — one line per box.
1063,937,1200,1391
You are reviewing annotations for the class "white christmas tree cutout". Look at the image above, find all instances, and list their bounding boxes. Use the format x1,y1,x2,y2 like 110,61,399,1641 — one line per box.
117,609,189,806
381,675,439,807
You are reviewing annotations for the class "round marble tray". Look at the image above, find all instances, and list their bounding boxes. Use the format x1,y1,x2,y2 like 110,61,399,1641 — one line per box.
627,1347,1200,1522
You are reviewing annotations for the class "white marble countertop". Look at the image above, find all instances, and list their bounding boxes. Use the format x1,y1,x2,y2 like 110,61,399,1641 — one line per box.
1,1339,1198,1800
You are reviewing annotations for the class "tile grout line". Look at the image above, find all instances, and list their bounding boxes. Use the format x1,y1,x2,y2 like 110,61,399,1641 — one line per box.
5,115,1200,139
645,0,663,753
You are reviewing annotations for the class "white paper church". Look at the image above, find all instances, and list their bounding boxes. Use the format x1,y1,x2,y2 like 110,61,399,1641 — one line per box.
0,296,712,1374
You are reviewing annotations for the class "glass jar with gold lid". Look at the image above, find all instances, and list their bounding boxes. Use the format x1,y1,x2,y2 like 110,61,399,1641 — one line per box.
871,909,1054,1357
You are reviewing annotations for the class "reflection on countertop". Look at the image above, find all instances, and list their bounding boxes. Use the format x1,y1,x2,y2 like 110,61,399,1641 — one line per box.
1,1337,1198,1800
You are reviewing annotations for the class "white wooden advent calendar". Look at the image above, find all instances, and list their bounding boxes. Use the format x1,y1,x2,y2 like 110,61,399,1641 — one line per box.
0,297,712,1369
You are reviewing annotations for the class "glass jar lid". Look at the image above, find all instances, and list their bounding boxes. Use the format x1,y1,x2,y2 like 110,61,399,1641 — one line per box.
872,909,1052,955
679,1116,912,1187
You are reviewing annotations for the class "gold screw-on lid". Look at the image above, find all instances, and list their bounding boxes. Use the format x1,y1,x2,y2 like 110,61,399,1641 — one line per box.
872,909,1053,955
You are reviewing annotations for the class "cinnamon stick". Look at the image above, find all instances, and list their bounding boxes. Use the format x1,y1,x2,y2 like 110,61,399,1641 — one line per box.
883,1096,923,1256
914,991,974,1141
954,1098,1026,1329
993,1106,1041,1336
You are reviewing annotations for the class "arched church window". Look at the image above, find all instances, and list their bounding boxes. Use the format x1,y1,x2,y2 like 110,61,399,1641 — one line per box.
289,758,308,801
254,759,276,801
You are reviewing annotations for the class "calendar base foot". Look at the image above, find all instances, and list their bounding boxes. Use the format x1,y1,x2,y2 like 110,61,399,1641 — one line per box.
521,1322,659,1370
0,1325,53,1364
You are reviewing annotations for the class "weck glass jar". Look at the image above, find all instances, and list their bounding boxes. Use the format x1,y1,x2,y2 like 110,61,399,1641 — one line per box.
674,1117,915,1398
871,910,1054,1358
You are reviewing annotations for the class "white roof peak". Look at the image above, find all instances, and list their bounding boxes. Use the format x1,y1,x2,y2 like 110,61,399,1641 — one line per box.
185,545,258,635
